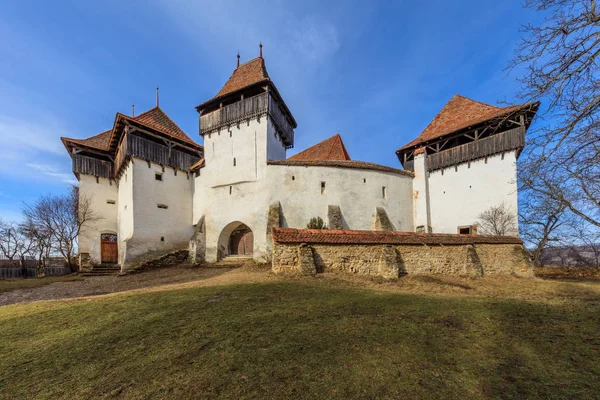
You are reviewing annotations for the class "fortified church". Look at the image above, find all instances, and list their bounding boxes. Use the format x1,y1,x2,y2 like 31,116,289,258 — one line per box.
62,47,538,273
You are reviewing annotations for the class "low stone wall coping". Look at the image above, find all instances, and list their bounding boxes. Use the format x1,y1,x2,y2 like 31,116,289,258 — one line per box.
272,228,523,246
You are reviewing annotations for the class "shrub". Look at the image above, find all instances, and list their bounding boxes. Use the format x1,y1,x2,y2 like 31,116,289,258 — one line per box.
307,217,327,229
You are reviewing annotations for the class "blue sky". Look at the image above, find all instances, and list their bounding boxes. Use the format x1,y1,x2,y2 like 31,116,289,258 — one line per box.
0,0,539,221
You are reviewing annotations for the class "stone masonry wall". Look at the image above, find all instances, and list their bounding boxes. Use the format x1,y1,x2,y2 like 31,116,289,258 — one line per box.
272,242,533,278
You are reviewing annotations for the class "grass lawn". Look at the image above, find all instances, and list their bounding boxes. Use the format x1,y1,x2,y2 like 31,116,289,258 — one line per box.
0,274,82,294
1,278,599,399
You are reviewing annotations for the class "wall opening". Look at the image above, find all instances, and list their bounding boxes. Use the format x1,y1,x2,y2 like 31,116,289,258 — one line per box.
382,186,387,199
321,181,326,195
217,221,254,260
157,204,168,209
155,173,163,181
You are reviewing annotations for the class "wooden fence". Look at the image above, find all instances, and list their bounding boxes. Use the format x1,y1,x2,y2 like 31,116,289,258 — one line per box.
0,256,72,279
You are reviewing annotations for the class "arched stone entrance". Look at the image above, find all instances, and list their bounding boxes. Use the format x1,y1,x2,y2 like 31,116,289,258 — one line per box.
217,222,254,260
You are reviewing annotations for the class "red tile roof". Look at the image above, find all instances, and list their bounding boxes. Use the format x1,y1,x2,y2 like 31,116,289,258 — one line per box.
189,158,205,171
267,160,414,177
61,129,112,152
398,94,536,151
272,228,523,245
288,134,351,161
214,57,270,99
62,106,201,154
129,107,199,148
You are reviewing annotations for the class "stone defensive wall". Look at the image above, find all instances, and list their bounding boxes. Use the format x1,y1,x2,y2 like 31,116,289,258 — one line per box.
271,228,533,278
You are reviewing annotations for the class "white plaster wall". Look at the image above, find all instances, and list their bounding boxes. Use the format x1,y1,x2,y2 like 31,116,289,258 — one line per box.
193,116,287,263
267,165,414,232
122,159,194,266
412,153,431,231
117,161,134,265
427,151,519,234
78,175,118,265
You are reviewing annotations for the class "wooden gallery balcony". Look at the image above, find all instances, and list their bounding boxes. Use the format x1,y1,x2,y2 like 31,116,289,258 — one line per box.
114,134,201,177
72,154,112,179
199,92,294,148
403,126,526,173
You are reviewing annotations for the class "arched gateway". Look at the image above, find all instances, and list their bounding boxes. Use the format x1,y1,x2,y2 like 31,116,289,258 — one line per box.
217,222,254,260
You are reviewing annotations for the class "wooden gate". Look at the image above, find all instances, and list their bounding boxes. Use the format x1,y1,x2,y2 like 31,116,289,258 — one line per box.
101,233,118,263
229,228,253,256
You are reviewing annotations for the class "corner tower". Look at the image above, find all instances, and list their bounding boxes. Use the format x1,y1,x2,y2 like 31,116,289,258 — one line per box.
195,47,297,187
396,95,539,235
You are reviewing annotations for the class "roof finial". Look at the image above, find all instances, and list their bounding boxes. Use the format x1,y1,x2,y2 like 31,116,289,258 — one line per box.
237,52,240,68
132,103,135,117
156,86,159,107
259,42,263,58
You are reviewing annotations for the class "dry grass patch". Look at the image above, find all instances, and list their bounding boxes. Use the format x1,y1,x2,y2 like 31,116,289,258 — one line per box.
1,274,599,399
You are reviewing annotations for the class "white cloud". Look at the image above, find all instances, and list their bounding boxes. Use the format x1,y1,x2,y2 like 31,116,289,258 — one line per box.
289,15,340,61
26,163,77,185
0,116,65,156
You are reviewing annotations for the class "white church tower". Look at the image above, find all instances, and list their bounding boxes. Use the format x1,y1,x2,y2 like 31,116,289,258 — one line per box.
397,95,539,235
192,45,297,262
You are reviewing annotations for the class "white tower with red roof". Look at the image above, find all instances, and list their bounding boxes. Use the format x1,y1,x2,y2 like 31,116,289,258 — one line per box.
396,95,538,235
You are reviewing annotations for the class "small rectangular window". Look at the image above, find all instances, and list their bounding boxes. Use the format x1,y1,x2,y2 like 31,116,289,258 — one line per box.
233,158,236,166
106,200,116,205
321,181,326,195
155,173,163,181
157,204,168,209
382,186,387,199
229,186,232,195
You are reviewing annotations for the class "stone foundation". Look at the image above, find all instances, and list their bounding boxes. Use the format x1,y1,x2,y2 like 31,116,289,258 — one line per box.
272,228,533,278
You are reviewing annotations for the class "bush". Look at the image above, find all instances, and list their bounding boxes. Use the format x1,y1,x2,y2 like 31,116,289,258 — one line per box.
307,217,327,229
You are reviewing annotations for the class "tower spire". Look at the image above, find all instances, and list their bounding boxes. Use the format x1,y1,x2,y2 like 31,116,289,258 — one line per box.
132,103,135,117
156,86,159,107
237,52,240,68
259,42,263,58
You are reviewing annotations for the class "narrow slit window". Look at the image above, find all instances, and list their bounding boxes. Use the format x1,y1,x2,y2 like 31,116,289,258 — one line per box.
229,186,232,195
292,176,295,181
321,181,326,195
157,204,168,209
106,200,116,205
382,186,387,199
233,158,236,166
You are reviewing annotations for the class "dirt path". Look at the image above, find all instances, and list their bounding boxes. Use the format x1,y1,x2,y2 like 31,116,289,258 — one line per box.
0,264,277,307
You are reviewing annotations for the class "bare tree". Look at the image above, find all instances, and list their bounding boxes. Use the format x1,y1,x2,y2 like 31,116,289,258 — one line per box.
566,220,600,267
508,0,600,227
0,219,32,260
19,216,53,266
519,171,572,265
476,203,517,236
23,186,98,269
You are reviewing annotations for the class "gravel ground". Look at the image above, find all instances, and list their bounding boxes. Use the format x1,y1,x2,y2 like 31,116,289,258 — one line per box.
0,264,275,307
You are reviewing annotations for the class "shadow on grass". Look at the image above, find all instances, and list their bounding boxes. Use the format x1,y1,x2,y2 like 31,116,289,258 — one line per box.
0,282,598,399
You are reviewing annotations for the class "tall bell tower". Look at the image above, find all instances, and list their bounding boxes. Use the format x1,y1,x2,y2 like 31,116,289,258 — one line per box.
195,45,297,187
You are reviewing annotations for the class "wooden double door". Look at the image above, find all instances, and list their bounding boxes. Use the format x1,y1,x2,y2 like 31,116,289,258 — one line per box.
229,228,254,256
101,233,118,263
